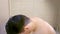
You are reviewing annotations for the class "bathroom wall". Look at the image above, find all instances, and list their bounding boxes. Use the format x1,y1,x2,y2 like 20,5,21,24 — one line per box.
10,0,57,27
56,0,60,33
0,0,9,34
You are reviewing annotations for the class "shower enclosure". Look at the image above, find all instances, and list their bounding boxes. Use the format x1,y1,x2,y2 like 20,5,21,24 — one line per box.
0,0,60,34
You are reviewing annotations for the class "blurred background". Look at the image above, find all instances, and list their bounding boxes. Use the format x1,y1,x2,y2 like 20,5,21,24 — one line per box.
0,0,60,34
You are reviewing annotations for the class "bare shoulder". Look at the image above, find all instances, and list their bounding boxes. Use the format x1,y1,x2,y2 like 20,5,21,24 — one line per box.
30,17,45,22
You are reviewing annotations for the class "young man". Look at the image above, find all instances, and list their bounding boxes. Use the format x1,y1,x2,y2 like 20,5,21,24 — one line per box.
5,15,56,34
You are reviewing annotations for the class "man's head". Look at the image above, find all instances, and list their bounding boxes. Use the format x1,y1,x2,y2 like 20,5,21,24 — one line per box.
5,15,30,34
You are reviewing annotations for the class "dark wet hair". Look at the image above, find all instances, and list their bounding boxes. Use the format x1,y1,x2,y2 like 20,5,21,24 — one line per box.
5,15,30,34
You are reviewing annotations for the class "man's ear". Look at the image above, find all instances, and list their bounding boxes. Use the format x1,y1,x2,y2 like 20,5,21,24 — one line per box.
24,25,31,31
24,23,34,32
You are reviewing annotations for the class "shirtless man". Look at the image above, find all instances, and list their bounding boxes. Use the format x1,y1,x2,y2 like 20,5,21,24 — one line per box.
5,15,56,34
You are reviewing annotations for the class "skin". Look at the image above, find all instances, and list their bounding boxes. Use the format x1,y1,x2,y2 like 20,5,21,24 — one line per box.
19,18,35,34
19,17,56,34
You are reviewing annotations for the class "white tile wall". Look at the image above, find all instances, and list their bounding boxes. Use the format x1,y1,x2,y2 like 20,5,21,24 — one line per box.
0,0,9,34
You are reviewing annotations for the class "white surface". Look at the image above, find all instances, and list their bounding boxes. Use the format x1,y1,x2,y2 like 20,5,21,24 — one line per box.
10,0,57,26
0,0,9,34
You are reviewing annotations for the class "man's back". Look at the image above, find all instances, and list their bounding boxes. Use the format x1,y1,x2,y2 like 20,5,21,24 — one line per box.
30,17,56,34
